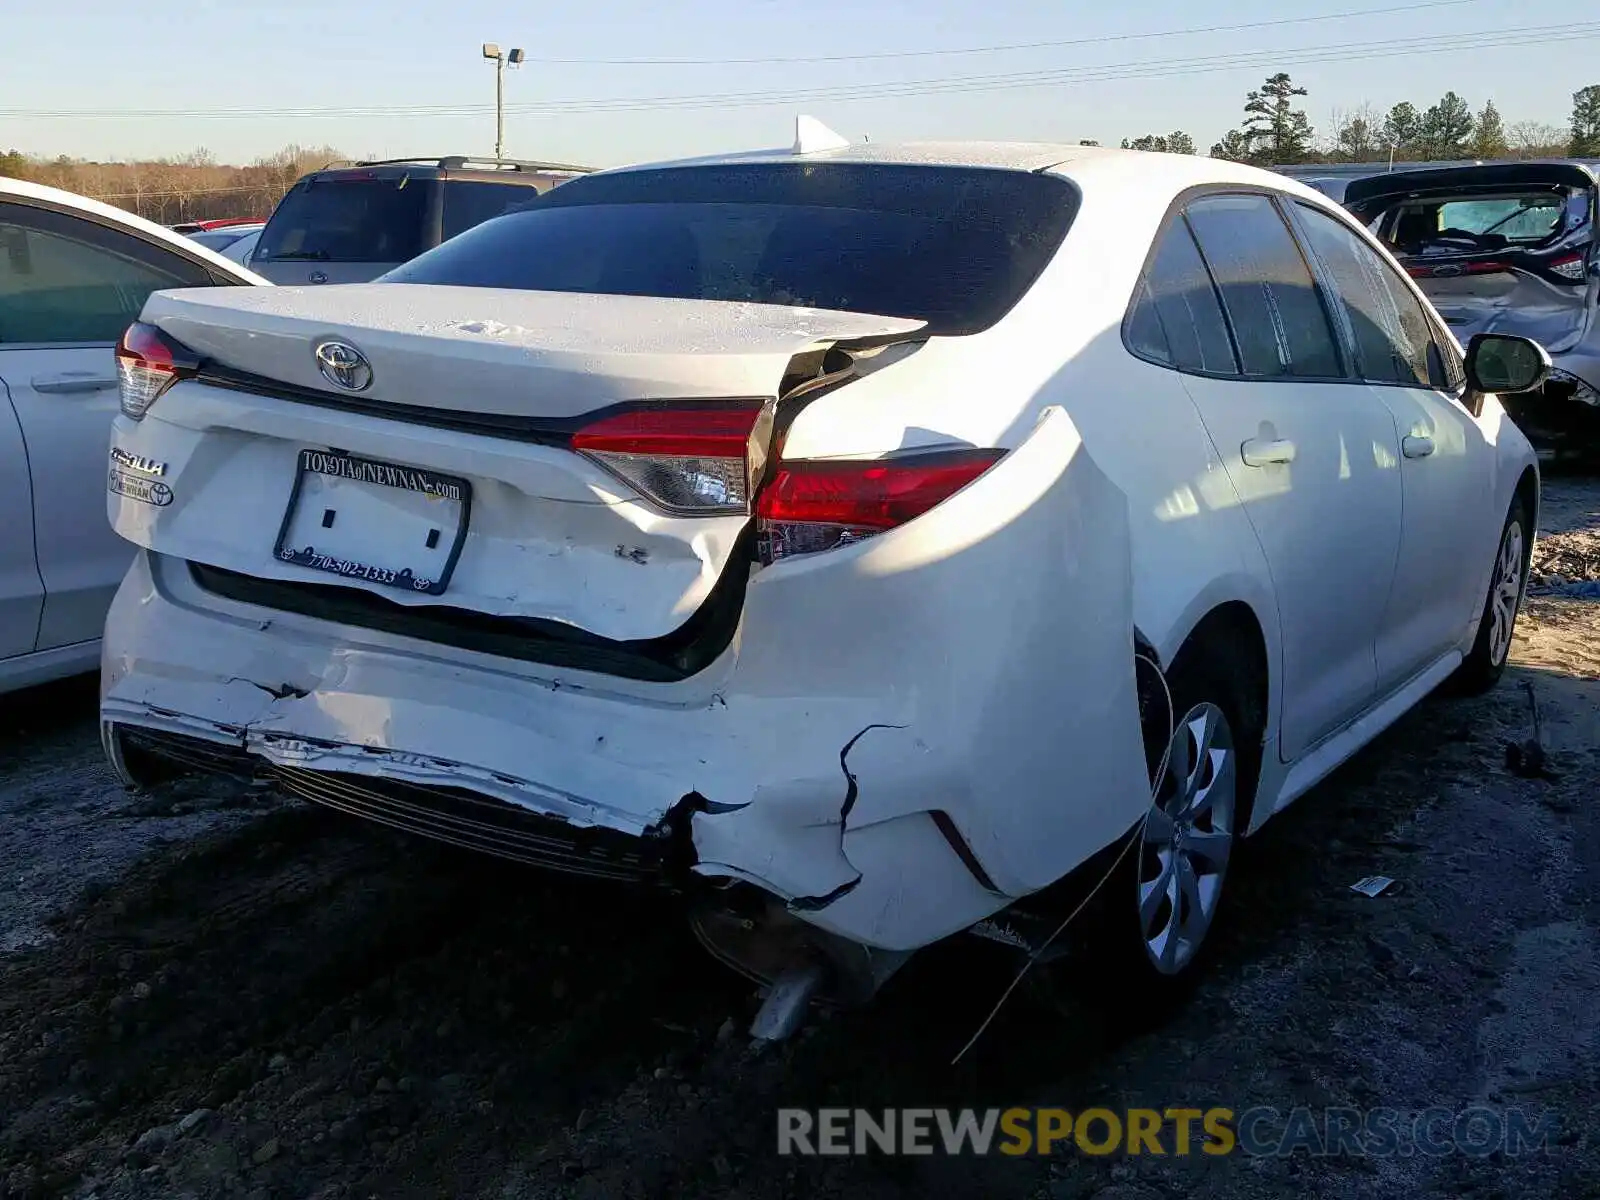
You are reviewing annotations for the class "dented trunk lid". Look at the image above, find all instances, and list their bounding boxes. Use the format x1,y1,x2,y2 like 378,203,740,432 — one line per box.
121,284,924,650
141,284,924,416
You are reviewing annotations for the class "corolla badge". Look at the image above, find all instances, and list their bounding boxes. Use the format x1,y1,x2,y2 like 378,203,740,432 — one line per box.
314,340,373,391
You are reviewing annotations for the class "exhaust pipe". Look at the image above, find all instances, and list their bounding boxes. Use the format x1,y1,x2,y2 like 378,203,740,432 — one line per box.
689,886,912,1040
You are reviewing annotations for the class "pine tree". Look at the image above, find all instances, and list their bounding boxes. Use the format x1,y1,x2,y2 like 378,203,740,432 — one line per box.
1382,102,1422,159
1241,73,1315,163
1470,100,1508,158
1209,129,1254,162
1418,91,1474,159
1572,85,1600,157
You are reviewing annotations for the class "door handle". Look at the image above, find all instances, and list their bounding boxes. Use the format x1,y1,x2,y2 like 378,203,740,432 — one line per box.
1240,437,1297,467
1402,435,1435,459
32,373,117,395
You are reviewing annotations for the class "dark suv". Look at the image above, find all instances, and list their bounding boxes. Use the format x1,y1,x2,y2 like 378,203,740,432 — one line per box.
250,156,591,286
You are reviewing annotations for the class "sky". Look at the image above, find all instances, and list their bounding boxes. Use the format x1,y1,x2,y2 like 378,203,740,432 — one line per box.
3,0,1597,167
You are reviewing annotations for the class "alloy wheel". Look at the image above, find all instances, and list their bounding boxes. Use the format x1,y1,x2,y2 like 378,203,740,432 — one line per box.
1137,701,1237,977
1488,520,1526,667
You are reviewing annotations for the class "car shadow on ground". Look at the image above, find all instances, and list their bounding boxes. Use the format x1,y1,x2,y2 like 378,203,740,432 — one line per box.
0,670,99,754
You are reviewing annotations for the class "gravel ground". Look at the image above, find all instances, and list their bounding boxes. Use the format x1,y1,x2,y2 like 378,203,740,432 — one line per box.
2,480,1598,1200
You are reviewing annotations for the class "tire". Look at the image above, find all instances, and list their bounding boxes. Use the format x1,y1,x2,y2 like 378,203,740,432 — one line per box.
1030,646,1258,1025
1453,496,1531,695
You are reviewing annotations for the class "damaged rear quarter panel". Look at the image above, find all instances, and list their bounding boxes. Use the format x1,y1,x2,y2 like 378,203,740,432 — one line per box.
692,406,1151,950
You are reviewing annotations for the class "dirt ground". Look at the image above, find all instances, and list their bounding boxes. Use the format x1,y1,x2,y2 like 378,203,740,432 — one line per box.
2,480,1599,1200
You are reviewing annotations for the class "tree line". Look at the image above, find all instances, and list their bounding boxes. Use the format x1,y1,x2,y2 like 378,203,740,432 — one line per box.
1110,76,1600,165
0,145,344,224
4,78,1600,221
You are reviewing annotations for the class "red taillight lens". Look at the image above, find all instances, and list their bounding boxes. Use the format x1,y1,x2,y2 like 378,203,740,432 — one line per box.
571,403,765,514
115,322,197,420
1408,261,1513,280
756,448,1005,564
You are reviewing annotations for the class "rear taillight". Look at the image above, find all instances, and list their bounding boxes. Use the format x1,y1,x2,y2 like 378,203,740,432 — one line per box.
571,403,767,515
115,322,198,420
1548,251,1588,282
755,448,1006,564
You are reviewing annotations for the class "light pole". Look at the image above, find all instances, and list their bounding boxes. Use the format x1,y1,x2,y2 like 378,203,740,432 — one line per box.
481,42,525,160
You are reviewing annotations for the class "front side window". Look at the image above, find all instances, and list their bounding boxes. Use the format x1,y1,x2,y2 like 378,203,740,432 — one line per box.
0,204,205,345
1294,203,1438,389
1183,194,1344,380
383,163,1080,336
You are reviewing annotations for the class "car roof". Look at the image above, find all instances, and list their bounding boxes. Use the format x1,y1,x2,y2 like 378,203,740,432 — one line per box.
596,138,1335,204
0,176,267,283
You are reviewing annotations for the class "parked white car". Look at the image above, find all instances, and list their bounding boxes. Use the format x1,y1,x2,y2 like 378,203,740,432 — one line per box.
218,227,262,267
0,179,263,695
183,222,266,268
97,133,1543,1031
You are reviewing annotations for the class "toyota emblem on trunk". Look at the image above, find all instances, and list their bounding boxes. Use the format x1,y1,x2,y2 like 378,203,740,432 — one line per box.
314,341,373,391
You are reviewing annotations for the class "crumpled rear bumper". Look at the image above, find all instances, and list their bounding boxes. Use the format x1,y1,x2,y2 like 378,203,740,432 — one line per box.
101,407,1151,954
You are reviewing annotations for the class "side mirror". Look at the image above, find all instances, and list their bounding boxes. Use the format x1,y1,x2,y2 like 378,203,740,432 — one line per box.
1463,333,1550,415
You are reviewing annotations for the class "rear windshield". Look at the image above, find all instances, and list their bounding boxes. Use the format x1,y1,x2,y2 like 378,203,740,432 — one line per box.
1376,188,1590,257
255,175,432,265
381,163,1079,335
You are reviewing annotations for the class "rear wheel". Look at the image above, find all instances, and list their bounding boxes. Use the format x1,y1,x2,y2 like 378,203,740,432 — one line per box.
1029,648,1256,1022
1133,695,1239,980
1453,496,1531,695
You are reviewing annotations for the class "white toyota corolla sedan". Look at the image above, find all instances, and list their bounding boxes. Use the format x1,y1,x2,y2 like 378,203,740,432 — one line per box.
98,131,1544,1032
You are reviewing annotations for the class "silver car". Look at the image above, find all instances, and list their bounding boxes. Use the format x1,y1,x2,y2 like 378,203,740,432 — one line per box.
1343,162,1600,455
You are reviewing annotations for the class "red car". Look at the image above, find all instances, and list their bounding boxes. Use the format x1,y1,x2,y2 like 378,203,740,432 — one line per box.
169,217,265,234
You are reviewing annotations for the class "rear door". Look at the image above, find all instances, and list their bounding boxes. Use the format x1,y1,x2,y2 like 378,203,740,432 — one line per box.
252,172,437,285
0,199,220,650
1148,191,1405,761
0,373,40,659
1289,199,1496,689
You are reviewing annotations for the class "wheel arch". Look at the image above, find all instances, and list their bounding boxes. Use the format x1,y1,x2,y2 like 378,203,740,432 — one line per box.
1142,598,1271,833
1513,465,1539,536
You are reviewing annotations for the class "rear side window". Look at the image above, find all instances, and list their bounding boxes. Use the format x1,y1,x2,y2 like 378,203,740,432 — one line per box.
1184,194,1344,380
1293,203,1436,388
0,203,210,345
1125,217,1238,375
382,163,1079,336
441,180,532,241
255,175,431,265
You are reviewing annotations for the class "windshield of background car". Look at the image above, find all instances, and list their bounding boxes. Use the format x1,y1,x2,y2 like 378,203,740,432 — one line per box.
254,174,431,264
1379,188,1588,256
381,162,1080,336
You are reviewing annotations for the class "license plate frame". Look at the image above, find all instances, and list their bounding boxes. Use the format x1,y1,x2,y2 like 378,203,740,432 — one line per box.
272,449,473,597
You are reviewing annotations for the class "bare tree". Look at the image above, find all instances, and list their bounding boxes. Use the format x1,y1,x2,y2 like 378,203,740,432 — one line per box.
1506,120,1568,159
